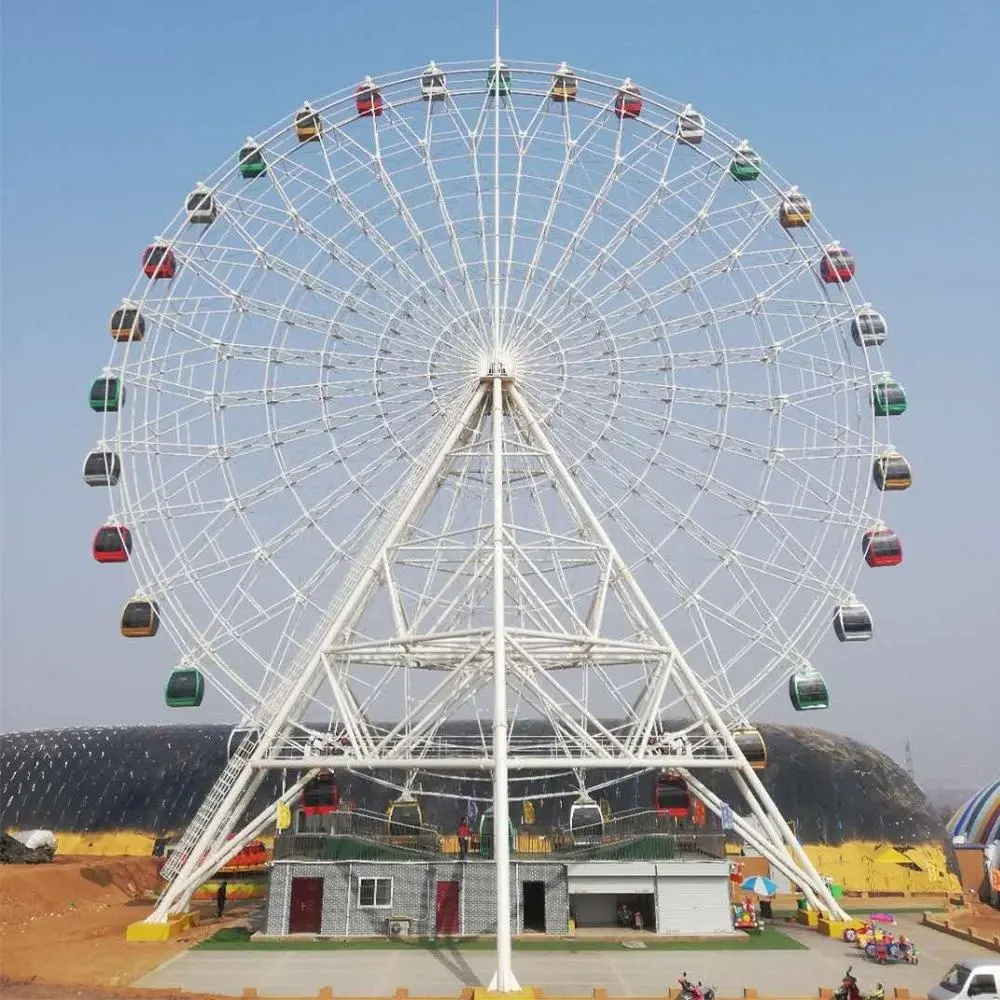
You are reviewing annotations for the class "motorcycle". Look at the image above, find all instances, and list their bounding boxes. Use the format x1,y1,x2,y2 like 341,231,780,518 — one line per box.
833,966,884,1000
679,973,717,1000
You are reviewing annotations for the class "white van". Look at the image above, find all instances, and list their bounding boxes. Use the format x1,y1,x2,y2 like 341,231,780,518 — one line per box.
928,961,1000,1000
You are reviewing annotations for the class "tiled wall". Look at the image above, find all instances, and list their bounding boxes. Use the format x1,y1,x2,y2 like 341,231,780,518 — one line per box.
265,859,569,936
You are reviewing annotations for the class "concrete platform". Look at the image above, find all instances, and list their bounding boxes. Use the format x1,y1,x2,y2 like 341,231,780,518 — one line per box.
137,917,998,997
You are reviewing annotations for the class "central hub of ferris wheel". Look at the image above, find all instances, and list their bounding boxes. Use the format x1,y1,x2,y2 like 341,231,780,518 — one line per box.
479,359,516,384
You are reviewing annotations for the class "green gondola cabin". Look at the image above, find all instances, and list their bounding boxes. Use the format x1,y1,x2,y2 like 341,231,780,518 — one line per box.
487,63,512,97
789,667,829,710
238,140,266,179
730,143,761,181
872,380,906,416
89,376,124,412
165,668,204,707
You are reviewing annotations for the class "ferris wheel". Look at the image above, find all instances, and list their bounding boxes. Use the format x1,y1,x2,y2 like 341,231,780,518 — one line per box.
85,45,909,987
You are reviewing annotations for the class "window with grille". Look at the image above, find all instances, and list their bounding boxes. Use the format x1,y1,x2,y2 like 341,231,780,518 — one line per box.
358,877,392,908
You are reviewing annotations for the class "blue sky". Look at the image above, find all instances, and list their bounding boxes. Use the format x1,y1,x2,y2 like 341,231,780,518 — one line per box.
2,0,998,790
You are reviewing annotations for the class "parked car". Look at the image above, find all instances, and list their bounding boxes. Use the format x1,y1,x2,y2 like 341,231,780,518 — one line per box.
928,961,1000,1000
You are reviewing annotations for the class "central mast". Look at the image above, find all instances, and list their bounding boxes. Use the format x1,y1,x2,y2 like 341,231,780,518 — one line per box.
488,0,518,992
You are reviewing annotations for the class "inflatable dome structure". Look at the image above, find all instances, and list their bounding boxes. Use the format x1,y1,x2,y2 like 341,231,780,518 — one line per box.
948,779,1000,847
0,723,945,847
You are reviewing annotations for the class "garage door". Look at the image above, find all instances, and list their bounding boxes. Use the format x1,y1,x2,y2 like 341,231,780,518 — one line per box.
570,893,617,927
657,876,731,935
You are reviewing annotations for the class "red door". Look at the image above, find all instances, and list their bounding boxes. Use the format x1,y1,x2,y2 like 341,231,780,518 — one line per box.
435,880,460,935
288,877,324,933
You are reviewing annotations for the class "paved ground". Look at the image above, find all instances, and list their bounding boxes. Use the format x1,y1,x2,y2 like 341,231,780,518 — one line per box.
137,917,996,997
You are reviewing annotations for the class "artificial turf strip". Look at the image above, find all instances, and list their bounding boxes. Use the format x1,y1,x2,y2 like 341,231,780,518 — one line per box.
194,927,806,952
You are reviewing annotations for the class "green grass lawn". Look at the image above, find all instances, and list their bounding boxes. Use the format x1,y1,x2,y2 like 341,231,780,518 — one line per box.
195,926,805,952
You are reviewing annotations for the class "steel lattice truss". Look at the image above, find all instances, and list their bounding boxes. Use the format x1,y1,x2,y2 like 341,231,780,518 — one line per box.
99,63,897,780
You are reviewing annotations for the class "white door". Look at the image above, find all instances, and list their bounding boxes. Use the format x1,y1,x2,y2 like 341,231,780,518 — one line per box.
657,876,731,935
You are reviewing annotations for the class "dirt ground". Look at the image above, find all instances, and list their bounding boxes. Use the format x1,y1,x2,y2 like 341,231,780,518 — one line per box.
0,857,249,996
943,898,1000,939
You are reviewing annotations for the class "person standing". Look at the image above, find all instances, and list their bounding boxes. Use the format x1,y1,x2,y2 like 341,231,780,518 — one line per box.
216,878,229,919
458,816,471,861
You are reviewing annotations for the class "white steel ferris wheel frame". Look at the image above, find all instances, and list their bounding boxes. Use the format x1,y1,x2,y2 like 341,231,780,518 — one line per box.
110,6,910,990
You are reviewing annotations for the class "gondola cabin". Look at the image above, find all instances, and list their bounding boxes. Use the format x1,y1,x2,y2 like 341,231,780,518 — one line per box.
165,668,204,708
142,243,176,280
386,796,422,835
615,80,642,119
732,727,767,769
872,379,907,416
863,527,903,567
654,772,690,818
420,63,447,101
819,245,856,283
294,102,322,141
92,524,132,563
551,63,577,102
873,451,912,491
788,666,829,711
851,309,887,347
730,142,761,181
569,796,604,845
477,808,515,857
120,598,160,637
83,450,121,487
110,302,145,342
678,106,705,145
302,772,340,815
238,140,266,179
487,63,512,97
356,78,383,117
228,726,262,760
89,376,124,412
185,185,217,225
779,189,812,228
833,602,873,642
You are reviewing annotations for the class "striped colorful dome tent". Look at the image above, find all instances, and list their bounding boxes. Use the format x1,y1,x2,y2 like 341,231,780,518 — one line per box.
948,780,1000,846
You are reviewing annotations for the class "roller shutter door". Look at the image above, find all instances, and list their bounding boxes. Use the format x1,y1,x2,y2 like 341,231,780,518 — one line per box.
657,875,731,935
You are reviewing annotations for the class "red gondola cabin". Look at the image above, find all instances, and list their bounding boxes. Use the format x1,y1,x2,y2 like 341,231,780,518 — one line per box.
301,772,340,815
862,527,902,568
356,78,383,118
615,82,642,120
654,772,690,818
93,525,133,563
142,244,176,280
819,246,856,284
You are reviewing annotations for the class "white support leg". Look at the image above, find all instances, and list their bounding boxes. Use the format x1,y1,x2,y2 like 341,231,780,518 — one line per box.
509,384,847,922
488,376,519,993
148,386,486,922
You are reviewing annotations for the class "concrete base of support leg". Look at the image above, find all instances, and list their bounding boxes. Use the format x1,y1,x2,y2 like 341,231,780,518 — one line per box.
125,911,198,941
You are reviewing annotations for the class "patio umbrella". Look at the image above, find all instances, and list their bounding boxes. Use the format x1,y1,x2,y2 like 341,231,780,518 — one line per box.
741,875,778,896
869,912,897,924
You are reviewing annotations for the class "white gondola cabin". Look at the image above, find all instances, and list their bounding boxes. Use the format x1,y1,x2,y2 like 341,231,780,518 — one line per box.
569,795,604,845
851,308,887,347
83,450,121,487
678,104,705,145
420,63,447,101
833,602,873,642
185,184,217,225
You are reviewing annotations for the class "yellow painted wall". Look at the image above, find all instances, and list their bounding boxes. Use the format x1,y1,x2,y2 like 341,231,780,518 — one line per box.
803,841,959,893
